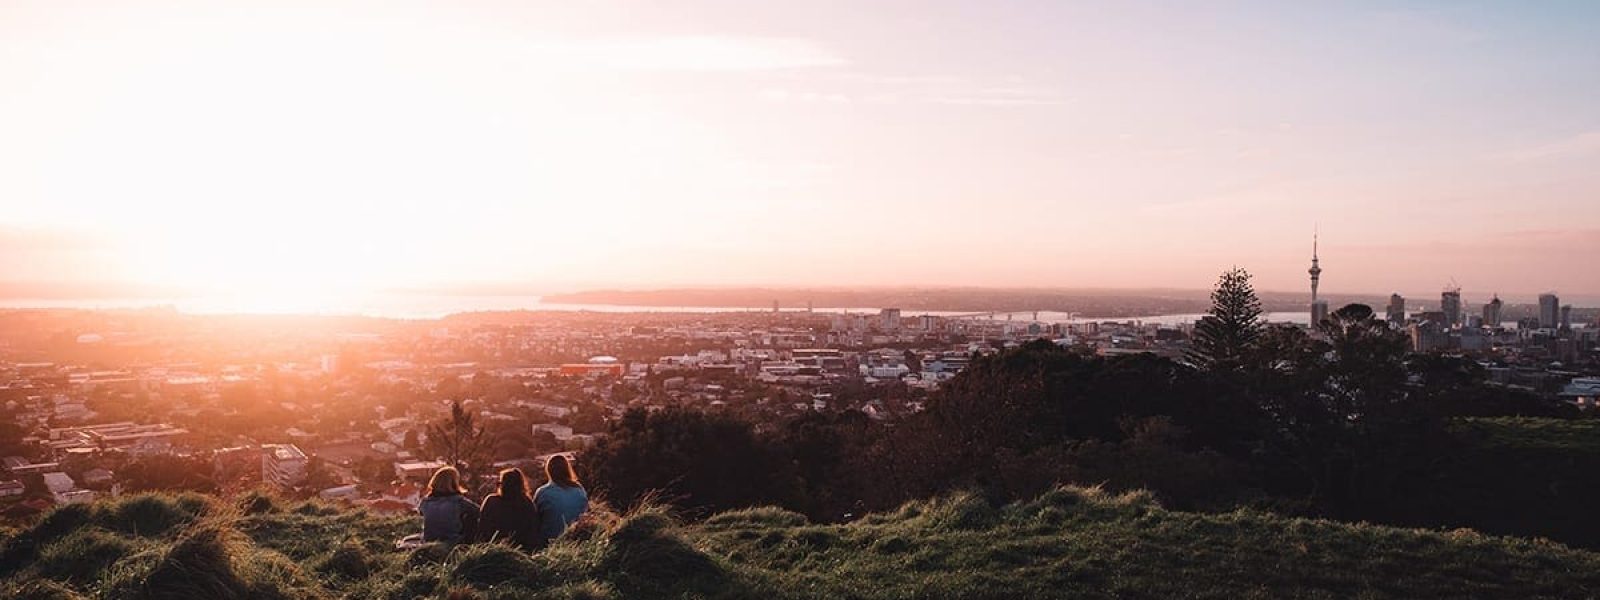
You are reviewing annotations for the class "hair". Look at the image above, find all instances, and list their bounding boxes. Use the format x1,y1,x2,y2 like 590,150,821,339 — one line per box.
545,454,580,488
426,466,466,497
495,468,531,502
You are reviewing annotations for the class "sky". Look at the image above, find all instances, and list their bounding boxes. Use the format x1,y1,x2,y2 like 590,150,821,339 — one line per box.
2,0,1599,304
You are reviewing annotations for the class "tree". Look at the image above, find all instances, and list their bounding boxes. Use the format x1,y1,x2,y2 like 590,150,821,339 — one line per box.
427,399,487,482
1317,304,1409,419
120,455,218,493
587,407,800,516
1188,267,1265,371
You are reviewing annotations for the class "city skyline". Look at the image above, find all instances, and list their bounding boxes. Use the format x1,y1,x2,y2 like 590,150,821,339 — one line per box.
3,1,1600,304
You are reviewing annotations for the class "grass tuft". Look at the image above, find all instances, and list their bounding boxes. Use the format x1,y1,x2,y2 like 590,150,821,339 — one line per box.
35,527,139,583
599,507,732,596
102,493,213,538
703,507,809,530
315,540,375,580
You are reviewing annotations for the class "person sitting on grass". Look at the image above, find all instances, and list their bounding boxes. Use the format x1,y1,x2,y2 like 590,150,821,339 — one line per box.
419,466,479,545
477,467,541,550
533,454,588,545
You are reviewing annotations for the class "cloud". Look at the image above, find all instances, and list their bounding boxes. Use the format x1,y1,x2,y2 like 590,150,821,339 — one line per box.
758,75,1069,108
546,36,846,71
1499,131,1600,162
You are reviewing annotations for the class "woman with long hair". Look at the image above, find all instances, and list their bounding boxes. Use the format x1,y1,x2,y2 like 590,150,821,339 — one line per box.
418,466,480,545
476,467,541,549
533,454,588,542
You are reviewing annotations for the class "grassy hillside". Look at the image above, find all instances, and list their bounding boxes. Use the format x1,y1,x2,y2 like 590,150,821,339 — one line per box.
2,486,1598,599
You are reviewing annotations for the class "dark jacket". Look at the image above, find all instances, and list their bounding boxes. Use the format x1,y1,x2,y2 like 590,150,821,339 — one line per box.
477,494,542,549
419,492,479,544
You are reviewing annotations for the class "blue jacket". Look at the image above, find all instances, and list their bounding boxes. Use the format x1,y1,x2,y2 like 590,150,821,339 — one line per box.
534,483,588,541
419,493,480,544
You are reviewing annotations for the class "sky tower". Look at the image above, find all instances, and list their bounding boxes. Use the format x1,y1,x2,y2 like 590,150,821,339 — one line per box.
1309,231,1328,326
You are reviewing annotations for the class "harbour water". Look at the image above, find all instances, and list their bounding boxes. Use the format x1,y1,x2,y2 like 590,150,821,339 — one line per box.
0,293,1312,325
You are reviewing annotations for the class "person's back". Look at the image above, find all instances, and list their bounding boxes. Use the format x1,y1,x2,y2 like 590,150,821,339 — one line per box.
534,454,588,542
533,481,587,541
477,468,541,549
418,466,480,545
419,493,478,543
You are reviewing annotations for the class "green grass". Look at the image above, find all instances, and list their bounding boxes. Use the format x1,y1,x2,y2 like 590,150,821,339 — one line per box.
2,486,1597,599
1454,417,1600,454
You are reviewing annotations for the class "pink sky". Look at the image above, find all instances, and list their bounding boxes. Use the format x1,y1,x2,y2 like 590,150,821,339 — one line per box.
2,1,1598,300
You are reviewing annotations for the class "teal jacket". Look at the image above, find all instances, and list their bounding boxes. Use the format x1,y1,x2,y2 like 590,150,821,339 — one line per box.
534,483,588,541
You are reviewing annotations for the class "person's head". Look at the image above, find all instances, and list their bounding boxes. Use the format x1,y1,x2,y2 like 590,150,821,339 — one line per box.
496,467,530,501
426,466,466,497
545,454,580,488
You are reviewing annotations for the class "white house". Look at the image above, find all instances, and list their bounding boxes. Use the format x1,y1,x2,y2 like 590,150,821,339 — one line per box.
42,472,74,494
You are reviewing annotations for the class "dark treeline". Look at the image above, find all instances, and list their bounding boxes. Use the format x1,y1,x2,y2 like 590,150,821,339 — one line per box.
586,269,1599,548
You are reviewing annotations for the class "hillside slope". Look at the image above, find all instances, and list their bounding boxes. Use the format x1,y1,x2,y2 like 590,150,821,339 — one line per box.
2,486,1597,599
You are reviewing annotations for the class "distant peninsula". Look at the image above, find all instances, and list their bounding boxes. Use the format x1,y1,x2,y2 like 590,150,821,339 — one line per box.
540,287,1390,318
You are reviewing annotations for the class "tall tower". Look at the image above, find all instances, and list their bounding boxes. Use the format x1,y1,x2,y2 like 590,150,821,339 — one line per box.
1539,293,1560,329
1387,293,1406,326
1482,294,1503,327
1441,286,1462,328
1309,232,1321,302
1309,231,1328,325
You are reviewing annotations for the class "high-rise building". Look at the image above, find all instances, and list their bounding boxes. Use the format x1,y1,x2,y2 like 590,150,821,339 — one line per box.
1386,294,1406,326
879,308,902,332
1441,287,1462,328
1407,321,1448,353
1561,305,1573,329
1308,232,1324,325
261,444,308,489
1539,293,1560,329
1482,295,1503,327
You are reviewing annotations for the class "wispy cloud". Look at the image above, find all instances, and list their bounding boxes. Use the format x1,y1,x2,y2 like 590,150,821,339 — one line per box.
758,75,1069,108
544,36,846,71
1499,131,1600,162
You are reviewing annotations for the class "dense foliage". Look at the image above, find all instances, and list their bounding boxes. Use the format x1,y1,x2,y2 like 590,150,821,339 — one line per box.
586,271,1596,549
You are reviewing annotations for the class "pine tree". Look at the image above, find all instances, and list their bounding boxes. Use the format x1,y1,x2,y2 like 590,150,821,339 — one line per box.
427,399,487,482
1187,267,1265,371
